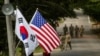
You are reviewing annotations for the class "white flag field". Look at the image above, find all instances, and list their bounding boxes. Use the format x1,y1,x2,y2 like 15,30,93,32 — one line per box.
15,8,39,56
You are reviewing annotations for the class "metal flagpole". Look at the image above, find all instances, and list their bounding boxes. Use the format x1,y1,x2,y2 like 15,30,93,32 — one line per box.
4,0,15,56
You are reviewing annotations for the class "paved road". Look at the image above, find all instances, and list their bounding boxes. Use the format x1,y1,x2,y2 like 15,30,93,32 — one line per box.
34,35,100,56
51,36,100,56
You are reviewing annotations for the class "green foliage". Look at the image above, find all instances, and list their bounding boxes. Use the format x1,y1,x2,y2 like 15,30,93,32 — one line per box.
0,0,8,54
10,0,76,22
70,0,100,21
34,46,44,53
0,0,3,3
90,0,100,2
82,0,100,21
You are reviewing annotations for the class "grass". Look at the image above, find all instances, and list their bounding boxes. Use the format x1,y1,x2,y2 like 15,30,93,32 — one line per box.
15,46,44,56
16,48,21,56
34,46,44,53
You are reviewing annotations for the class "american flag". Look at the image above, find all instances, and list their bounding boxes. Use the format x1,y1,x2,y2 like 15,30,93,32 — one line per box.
29,9,61,53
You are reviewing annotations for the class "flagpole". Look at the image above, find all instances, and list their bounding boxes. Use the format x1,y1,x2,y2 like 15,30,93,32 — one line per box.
4,0,15,56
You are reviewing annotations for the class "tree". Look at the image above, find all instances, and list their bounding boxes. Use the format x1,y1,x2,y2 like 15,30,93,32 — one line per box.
82,0,100,21
0,0,9,56
10,0,76,21
71,0,100,22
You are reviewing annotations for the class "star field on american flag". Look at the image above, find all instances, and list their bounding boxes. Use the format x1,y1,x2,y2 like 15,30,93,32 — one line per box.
31,11,47,28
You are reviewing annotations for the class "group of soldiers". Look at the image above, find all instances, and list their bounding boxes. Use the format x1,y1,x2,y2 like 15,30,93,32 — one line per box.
59,24,84,51
63,24,84,38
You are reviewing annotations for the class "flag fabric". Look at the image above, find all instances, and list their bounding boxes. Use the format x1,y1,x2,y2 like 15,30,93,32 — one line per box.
29,9,61,53
15,8,39,56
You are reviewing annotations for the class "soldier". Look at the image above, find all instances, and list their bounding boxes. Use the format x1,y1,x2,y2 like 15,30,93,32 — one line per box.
64,32,72,50
79,25,84,37
69,24,74,38
75,25,79,38
63,24,68,35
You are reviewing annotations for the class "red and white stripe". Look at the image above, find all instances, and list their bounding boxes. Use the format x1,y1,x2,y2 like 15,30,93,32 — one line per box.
30,23,61,53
